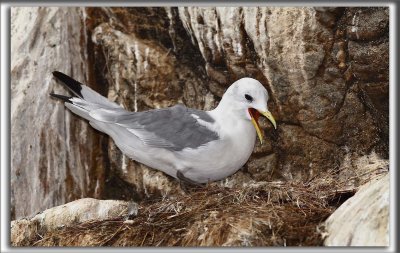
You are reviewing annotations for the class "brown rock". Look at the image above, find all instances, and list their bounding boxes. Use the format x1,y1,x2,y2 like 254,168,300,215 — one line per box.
73,6,390,196
276,125,341,181
359,81,389,157
247,154,277,181
346,7,389,41
348,40,389,82
88,12,211,197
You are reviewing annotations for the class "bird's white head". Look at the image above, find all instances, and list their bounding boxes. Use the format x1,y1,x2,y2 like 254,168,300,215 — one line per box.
216,77,277,144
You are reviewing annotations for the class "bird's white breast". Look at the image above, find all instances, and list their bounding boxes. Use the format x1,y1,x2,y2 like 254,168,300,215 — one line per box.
176,111,257,183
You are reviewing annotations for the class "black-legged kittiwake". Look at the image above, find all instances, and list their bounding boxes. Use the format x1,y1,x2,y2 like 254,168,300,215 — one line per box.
50,71,277,184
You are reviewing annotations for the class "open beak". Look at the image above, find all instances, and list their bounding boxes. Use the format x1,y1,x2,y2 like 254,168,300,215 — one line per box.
248,108,277,144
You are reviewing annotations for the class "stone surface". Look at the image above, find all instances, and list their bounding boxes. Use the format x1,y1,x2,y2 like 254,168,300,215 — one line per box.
246,154,277,181
11,198,138,246
82,6,388,195
10,7,107,220
323,173,389,246
345,7,389,41
86,8,210,198
11,6,389,217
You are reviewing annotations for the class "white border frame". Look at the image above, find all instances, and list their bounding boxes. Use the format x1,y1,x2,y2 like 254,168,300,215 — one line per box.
1,1,397,253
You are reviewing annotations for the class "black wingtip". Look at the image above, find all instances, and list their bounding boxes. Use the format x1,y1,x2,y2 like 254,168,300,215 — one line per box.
52,71,83,98
52,71,70,82
50,93,72,103
52,70,62,76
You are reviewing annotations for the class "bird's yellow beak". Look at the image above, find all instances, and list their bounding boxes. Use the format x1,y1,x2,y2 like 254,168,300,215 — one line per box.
248,108,277,144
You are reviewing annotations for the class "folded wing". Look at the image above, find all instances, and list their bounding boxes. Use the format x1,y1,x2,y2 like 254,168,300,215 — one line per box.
90,104,219,151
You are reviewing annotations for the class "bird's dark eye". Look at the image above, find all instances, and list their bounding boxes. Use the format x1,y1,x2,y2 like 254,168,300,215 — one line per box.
245,94,253,102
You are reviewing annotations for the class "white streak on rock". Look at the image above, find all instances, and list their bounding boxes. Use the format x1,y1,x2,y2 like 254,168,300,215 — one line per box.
122,154,128,174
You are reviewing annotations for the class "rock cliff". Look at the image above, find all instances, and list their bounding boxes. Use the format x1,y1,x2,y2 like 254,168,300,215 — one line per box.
10,6,389,246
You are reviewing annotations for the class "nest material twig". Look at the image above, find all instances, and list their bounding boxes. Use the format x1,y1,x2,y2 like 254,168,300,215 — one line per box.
26,170,363,247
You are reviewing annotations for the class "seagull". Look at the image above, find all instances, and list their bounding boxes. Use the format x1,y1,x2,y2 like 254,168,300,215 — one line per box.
50,71,276,185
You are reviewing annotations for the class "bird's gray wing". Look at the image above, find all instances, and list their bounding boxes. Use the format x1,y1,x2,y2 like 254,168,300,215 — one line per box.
89,104,219,151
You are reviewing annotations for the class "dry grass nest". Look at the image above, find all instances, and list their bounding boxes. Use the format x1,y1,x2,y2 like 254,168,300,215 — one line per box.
27,168,364,247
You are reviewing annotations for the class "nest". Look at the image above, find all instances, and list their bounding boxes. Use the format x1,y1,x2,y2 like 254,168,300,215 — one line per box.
26,168,364,247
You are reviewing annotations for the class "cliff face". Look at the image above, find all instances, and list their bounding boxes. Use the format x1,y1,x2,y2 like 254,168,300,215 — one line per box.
11,6,388,225
84,7,389,197
10,7,107,220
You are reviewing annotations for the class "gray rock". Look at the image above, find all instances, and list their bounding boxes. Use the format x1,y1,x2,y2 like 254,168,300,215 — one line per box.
11,198,138,246
11,7,107,220
323,173,389,246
